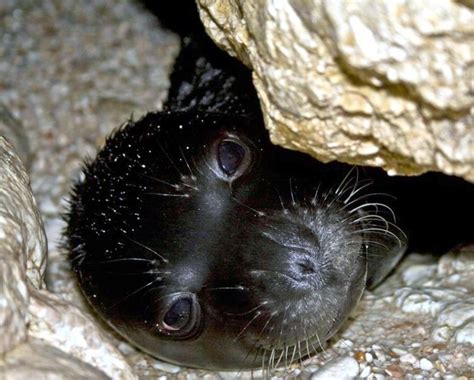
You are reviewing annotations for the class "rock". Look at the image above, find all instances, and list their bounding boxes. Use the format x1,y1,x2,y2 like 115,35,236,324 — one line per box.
0,341,108,380
420,358,434,371
399,353,418,365
311,356,360,379
385,364,404,378
0,103,31,169
27,289,137,380
454,320,474,345
197,0,474,182
0,137,47,355
1,341,109,379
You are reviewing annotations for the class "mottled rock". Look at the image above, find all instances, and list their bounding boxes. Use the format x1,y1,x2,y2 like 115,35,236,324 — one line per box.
1,341,109,379
197,0,474,182
27,289,137,380
0,103,30,169
0,137,46,354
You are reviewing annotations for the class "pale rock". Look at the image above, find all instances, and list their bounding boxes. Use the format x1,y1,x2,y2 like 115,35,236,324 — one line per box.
394,287,468,316
310,356,360,379
399,353,418,365
1,341,109,379
454,320,474,345
360,365,371,377
420,358,434,371
401,264,437,285
27,289,137,380
151,360,182,374
0,104,31,169
197,0,474,182
0,137,47,355
467,356,474,368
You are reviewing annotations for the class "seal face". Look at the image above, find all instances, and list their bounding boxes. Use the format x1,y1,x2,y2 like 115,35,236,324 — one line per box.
66,110,406,370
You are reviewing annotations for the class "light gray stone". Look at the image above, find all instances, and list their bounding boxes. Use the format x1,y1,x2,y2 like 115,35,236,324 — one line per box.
310,356,360,379
1,340,109,380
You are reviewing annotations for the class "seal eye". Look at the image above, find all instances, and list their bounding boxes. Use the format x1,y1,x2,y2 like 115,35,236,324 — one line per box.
158,293,201,339
163,298,192,331
218,140,246,176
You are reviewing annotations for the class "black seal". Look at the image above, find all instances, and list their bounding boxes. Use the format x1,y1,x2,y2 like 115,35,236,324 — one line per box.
65,1,407,370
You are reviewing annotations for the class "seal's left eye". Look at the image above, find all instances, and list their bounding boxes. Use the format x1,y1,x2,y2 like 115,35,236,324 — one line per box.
218,140,246,176
158,293,201,340
163,297,192,331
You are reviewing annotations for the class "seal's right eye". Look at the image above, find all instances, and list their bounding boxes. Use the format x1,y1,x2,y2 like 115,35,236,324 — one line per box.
215,138,252,180
218,140,245,175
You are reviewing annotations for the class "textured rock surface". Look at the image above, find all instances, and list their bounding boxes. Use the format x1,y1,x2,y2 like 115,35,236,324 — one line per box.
0,137,46,355
197,0,474,182
0,0,473,379
0,104,31,169
0,138,136,379
1,341,109,380
27,289,136,380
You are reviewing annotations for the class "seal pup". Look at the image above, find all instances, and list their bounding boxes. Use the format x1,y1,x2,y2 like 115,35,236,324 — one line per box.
66,111,406,369
65,1,407,370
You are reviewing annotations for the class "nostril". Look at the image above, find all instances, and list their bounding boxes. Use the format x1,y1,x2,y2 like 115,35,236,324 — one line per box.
296,259,316,275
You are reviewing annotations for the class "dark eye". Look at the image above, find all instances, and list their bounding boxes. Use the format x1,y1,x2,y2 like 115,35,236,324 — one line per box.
218,140,246,176
163,297,192,330
158,293,201,339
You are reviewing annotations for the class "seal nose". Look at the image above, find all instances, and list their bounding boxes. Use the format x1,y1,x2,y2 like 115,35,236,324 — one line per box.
157,292,201,339
293,256,317,277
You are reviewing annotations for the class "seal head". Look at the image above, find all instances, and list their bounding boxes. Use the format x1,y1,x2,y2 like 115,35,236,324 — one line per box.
66,110,406,369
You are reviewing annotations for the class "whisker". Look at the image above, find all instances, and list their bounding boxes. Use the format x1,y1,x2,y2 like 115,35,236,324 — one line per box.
343,181,373,205
231,194,265,217
350,214,390,230
234,311,263,342
85,257,157,265
138,173,179,190
349,202,396,222
106,277,161,311
178,145,195,178
156,141,184,177
335,166,357,196
123,235,169,263
351,227,402,245
311,183,322,206
144,192,190,198
97,270,169,276
342,192,396,211
289,178,296,206
226,301,268,317
274,346,286,370
206,285,248,292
